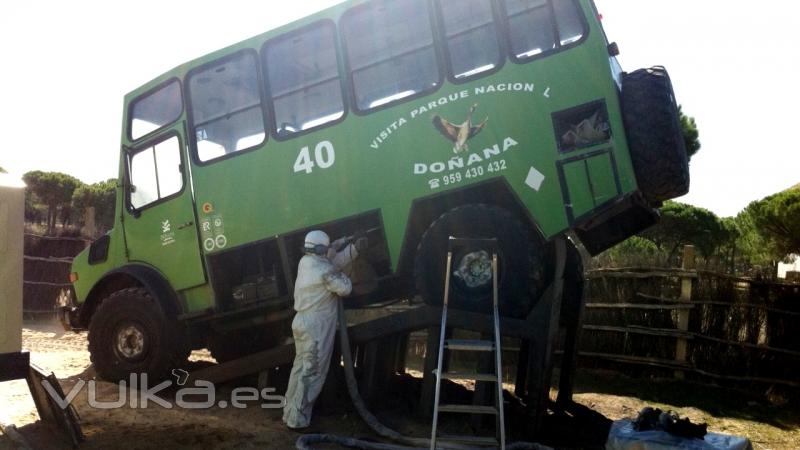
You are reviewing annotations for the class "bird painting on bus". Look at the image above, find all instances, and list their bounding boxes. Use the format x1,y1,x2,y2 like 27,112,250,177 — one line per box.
432,103,488,154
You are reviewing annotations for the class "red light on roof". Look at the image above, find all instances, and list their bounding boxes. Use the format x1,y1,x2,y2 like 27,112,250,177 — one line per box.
598,14,604,20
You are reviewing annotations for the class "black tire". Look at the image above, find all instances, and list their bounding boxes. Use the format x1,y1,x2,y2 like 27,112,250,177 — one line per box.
208,325,286,363
414,204,546,318
621,66,689,204
88,287,188,382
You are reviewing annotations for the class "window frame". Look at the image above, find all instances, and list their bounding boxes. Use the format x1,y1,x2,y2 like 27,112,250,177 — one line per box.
433,0,506,85
124,131,187,214
499,0,590,65
185,48,270,167
340,0,445,115
127,77,184,143
261,19,349,142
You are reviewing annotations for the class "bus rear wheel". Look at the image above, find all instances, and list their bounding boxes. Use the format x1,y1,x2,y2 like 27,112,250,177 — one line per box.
88,287,187,382
414,204,546,318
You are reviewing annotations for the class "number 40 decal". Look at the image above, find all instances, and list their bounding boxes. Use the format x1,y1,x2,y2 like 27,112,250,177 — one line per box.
293,141,335,174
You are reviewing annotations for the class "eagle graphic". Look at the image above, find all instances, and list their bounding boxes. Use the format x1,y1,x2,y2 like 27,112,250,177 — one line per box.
432,103,488,154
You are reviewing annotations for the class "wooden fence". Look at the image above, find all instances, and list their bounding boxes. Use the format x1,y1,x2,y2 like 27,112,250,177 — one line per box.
577,245,800,388
23,233,89,317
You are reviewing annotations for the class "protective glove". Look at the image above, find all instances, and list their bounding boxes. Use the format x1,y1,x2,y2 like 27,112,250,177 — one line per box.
330,236,348,252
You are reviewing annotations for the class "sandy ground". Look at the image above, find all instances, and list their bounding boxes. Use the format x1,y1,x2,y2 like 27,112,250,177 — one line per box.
0,323,407,450
2,323,797,449
1,324,90,428
1,323,325,449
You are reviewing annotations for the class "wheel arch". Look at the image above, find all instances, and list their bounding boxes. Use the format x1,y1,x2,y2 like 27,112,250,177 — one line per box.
77,264,183,328
396,178,548,280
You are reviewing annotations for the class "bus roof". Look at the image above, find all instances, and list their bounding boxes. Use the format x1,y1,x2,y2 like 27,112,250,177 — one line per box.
126,0,355,100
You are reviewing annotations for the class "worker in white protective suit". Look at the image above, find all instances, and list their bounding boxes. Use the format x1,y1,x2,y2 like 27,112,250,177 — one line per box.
283,229,366,430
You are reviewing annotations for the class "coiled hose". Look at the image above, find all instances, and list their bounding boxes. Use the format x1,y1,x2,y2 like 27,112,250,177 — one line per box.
294,301,550,450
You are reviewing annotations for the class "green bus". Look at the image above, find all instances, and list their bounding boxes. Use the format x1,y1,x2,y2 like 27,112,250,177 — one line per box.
63,0,688,381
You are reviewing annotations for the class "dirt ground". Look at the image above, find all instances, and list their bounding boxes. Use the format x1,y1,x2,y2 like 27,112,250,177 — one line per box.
1,323,798,449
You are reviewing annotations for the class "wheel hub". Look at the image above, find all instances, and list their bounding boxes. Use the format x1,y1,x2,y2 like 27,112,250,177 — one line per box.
115,324,145,360
453,250,493,288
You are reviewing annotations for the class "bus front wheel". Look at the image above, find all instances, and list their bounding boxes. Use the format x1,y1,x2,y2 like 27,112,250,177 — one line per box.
88,287,188,382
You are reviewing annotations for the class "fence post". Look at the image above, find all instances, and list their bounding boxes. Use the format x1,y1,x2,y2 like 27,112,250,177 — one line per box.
675,245,695,379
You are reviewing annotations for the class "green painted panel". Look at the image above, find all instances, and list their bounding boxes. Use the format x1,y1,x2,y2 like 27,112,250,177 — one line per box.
586,152,619,205
562,160,594,218
181,284,216,312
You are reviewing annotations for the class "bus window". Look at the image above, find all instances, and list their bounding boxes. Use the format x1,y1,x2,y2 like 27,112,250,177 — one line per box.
188,51,266,163
553,0,584,45
504,0,585,60
437,0,502,80
129,136,183,209
264,22,344,137
342,0,439,111
129,79,182,141
504,0,556,59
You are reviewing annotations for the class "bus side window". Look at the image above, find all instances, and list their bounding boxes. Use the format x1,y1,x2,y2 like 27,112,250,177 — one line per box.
264,22,344,138
129,80,182,141
553,0,584,45
129,136,183,210
188,51,267,163
503,0,585,60
341,0,440,111
436,0,502,80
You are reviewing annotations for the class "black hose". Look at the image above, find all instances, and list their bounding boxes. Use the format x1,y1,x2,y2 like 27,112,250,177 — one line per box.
296,434,425,450
332,300,432,448
294,300,551,450
296,433,551,450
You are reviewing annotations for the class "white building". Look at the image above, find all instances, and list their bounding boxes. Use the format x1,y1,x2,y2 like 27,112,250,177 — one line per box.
778,254,800,279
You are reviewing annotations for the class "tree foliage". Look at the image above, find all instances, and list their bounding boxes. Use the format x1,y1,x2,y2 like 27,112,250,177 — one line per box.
640,201,726,263
679,106,701,160
0,166,6,173
594,236,661,268
595,188,800,278
595,202,739,271
741,188,800,261
72,179,117,233
23,171,84,234
21,171,118,236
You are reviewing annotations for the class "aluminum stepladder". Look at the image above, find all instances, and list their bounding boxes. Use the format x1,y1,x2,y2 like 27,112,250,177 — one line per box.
430,237,505,449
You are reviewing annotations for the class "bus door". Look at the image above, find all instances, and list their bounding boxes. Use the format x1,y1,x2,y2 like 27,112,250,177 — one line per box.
122,126,206,290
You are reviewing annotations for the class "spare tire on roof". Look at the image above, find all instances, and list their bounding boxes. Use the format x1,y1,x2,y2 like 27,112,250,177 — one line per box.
621,66,690,204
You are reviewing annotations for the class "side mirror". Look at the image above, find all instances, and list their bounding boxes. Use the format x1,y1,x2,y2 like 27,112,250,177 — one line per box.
608,42,620,57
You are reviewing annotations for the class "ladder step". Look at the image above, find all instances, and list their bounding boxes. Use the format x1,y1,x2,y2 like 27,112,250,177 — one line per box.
437,434,499,446
438,404,497,415
445,339,493,352
439,371,497,382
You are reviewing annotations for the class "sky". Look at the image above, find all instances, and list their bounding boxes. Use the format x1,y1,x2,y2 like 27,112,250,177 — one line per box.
1,0,798,218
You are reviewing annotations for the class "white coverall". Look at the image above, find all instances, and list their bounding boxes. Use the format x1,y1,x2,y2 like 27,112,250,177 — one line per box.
282,243,358,429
